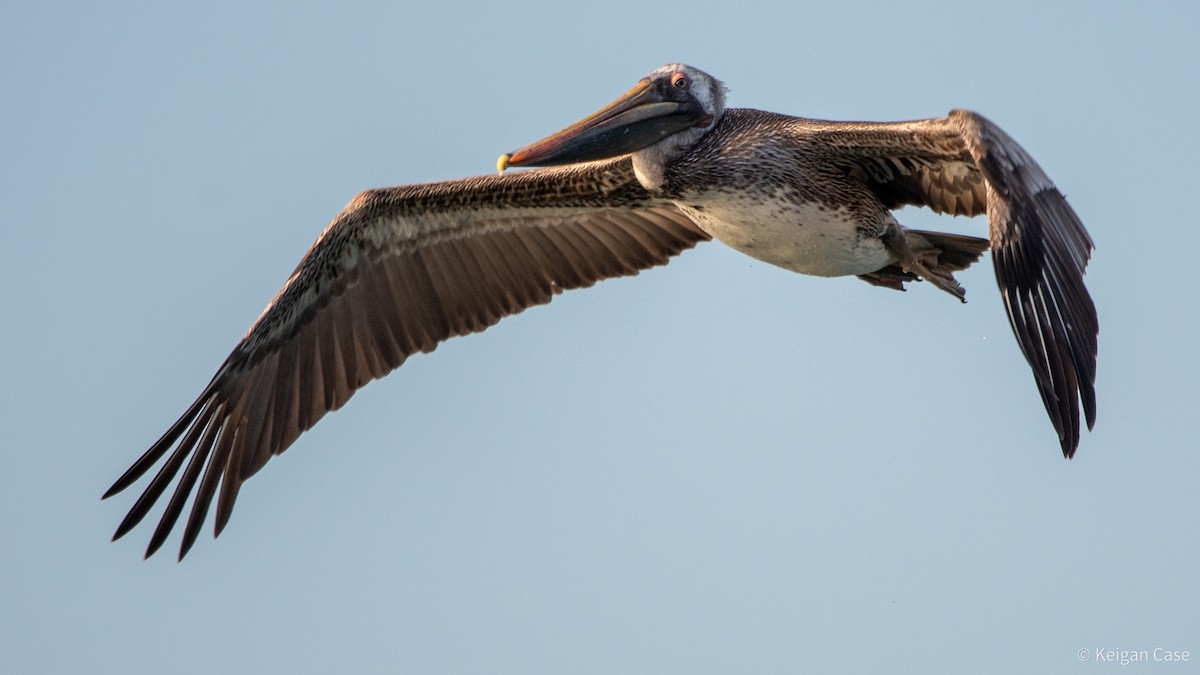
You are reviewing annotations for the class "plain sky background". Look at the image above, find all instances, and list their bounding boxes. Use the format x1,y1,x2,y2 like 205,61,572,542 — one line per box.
3,1,1198,673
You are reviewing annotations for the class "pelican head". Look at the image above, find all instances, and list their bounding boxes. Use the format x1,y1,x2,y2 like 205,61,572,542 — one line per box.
499,64,726,185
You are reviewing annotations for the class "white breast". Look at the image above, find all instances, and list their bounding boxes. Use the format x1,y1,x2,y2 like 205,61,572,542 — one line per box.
677,191,896,277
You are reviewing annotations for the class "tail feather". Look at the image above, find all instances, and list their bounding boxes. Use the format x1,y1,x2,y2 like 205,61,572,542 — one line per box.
906,230,990,271
858,229,990,296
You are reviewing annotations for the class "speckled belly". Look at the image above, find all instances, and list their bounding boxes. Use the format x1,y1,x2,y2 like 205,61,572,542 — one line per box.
676,196,896,278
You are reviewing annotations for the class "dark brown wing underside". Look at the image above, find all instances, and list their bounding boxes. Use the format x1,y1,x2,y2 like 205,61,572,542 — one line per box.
105,161,708,559
812,117,987,216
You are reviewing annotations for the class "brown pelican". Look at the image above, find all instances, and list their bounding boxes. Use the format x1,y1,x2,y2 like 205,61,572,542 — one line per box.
105,64,1098,560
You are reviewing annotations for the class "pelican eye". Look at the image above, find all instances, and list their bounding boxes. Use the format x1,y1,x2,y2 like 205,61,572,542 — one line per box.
671,73,689,90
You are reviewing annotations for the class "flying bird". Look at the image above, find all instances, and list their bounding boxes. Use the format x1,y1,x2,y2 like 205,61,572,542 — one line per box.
105,64,1098,560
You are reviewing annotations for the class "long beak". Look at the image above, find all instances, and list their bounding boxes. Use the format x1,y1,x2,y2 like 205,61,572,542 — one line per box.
498,79,706,172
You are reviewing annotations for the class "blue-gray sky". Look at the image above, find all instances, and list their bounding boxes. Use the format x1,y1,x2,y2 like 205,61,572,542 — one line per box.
4,1,1198,673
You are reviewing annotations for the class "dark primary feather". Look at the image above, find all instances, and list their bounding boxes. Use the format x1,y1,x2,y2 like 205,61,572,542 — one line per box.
949,110,1097,456
104,157,709,559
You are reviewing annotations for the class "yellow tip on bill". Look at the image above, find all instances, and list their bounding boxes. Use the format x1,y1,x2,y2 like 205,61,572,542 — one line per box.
497,153,512,174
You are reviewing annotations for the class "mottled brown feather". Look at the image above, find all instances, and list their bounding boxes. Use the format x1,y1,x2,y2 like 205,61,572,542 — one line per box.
106,157,709,559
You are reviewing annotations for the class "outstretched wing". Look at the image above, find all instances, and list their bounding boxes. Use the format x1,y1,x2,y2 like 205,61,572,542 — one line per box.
105,158,709,559
810,112,1097,457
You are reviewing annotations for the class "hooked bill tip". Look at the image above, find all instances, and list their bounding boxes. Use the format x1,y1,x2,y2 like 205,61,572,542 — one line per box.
497,153,512,174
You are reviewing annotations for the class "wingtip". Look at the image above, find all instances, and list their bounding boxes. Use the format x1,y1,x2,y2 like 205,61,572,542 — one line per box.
1060,433,1079,460
102,476,132,501
214,511,233,539
111,513,141,542
178,531,199,562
